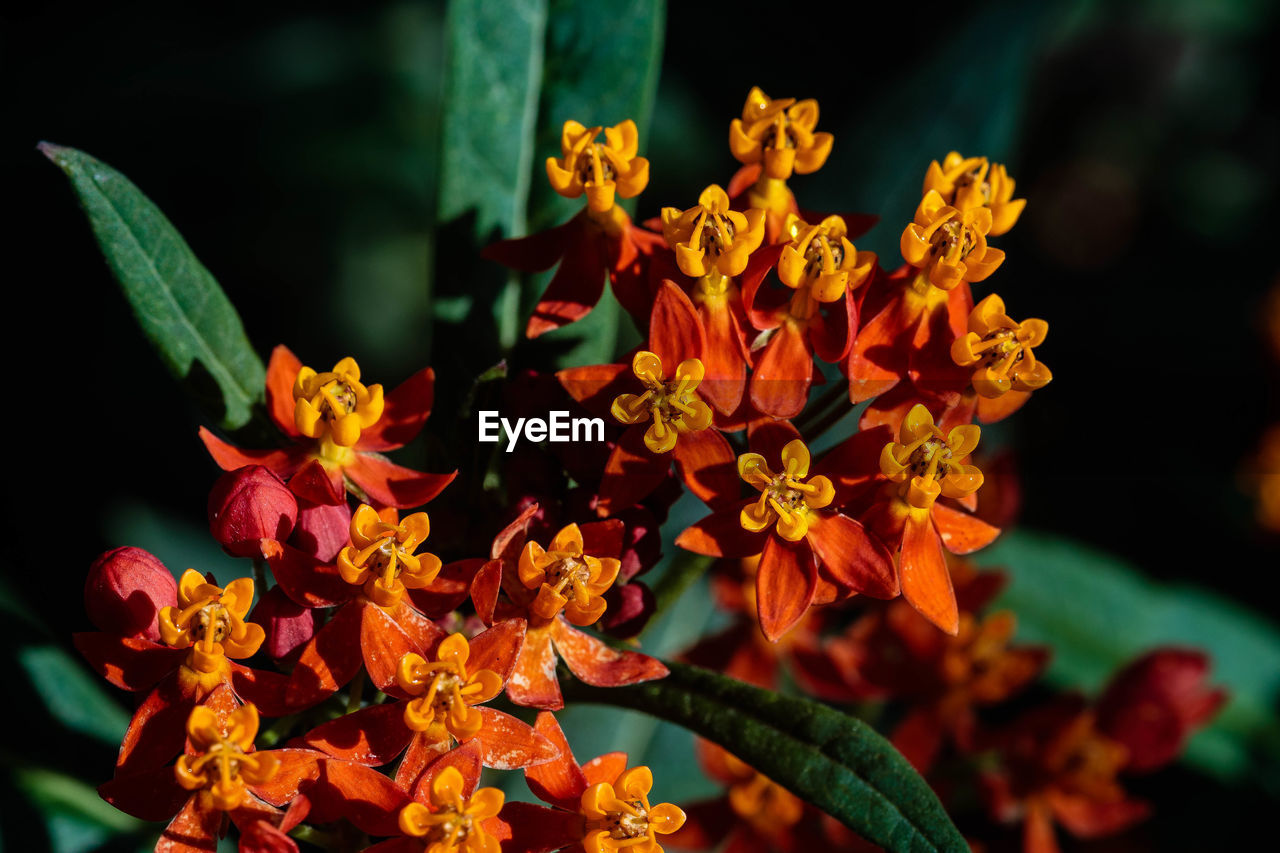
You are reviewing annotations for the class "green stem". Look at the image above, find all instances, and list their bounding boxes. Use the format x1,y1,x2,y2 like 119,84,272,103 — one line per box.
794,379,850,436
346,668,366,715
804,397,859,442
289,822,342,849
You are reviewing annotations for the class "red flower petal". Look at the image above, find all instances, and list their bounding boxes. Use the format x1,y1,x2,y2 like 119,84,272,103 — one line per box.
675,501,766,559
746,417,801,461
471,560,503,626
552,619,669,687
411,558,486,618
932,503,1000,554
581,751,628,786
482,218,576,272
900,510,959,635
287,458,346,506
649,280,706,368
739,243,788,330
556,363,632,418
809,289,857,364
312,760,410,838
345,452,456,510
507,624,563,710
469,618,527,682
303,703,412,765
596,427,670,517
846,299,912,403
387,600,446,659
491,802,585,853
1046,790,1151,839
579,519,625,559
891,707,944,773
229,663,293,717
817,424,893,509
526,222,609,338
156,795,219,852
287,602,364,709
750,321,813,419
805,512,898,598
525,711,587,810
266,345,304,438
393,732,452,791
198,427,305,477
117,677,197,776
1023,798,1062,853
249,748,325,807
98,766,188,821
84,547,177,641
697,299,749,415
672,428,740,509
361,604,420,695
267,543,353,608
416,740,483,802
757,535,818,642
358,367,436,452
73,632,184,692
610,223,663,325
469,707,561,769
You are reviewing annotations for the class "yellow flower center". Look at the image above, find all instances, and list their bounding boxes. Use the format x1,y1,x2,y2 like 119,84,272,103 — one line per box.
175,705,277,812
611,352,713,454
293,356,384,448
739,439,834,542
338,505,441,608
518,526,621,627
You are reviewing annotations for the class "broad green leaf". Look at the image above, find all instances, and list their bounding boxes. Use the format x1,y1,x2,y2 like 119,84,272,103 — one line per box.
18,646,130,746
565,662,968,853
438,0,548,348
976,530,1280,788
40,144,265,431
13,767,143,853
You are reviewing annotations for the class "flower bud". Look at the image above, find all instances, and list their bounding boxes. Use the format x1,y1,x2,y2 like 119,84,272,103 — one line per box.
208,466,298,558
84,547,178,641
292,498,352,563
251,587,315,664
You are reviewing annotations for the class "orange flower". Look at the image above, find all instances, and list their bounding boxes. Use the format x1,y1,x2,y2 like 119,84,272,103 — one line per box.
923,151,1025,236
397,633,505,740
729,87,833,181
518,523,622,626
292,356,384,449
580,766,686,853
878,404,984,510
336,504,442,608
398,764,506,852
159,569,265,691
901,189,1005,292
610,351,714,454
546,120,650,232
175,704,279,812
661,184,765,281
951,293,1051,422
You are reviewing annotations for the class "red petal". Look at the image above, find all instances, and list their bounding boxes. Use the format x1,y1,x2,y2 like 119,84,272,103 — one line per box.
393,731,452,791
345,452,456,510
697,299,748,414
361,604,419,695
581,752,628,786
156,795,219,853
746,418,801,461
756,536,818,642
739,243,788,330
555,363,632,418
249,749,324,807
900,511,958,635
469,707,561,769
416,741,483,802
675,502,765,559
649,280,706,368
932,503,1000,554
805,512,898,598
267,543,353,608
1047,790,1151,839
817,425,893,508
229,663,293,717
252,586,316,663
809,289,857,364
363,840,423,853
98,767,188,821
84,546,177,641
387,600,447,659
1023,798,1062,853
287,603,364,709
579,519,625,559
610,223,663,326
312,760,410,838
287,458,345,506
846,299,912,403
507,625,563,710
471,560,503,626
198,427,305,477
492,503,538,562
552,620,669,687
526,223,608,338
672,428,740,508
118,678,193,775
358,367,435,452
411,558,486,618
469,618,527,682
482,218,575,272
266,345,303,438
750,322,813,419
891,707,944,773
303,703,412,765
491,801,584,853
525,712,587,810
73,632,183,692
596,428,670,517
727,163,762,199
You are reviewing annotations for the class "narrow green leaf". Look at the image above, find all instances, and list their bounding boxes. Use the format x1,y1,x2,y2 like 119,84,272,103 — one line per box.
13,767,144,853
976,530,1280,788
18,646,131,745
565,661,968,853
39,144,265,431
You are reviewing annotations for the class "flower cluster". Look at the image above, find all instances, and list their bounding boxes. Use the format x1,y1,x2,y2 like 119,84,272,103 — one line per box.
72,85,1224,853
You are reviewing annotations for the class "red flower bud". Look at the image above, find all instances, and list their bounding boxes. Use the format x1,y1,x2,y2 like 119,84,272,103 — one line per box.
251,586,316,664
1097,648,1227,773
292,498,352,563
208,466,298,557
84,546,178,641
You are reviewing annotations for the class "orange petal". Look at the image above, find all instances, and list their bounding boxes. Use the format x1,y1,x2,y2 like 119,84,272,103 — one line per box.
750,322,813,419
900,511,958,635
805,512,898,598
846,301,910,403
756,536,817,642
507,626,563,710
556,363,632,419
357,366,436,452
525,712,589,809
697,300,749,415
265,345,304,438
344,453,455,510
675,502,767,558
526,224,610,338
304,703,412,765
596,427,670,517
156,795,220,852
672,428,740,508
649,280,706,368
287,602,364,710
467,618,526,682
552,622,669,687
932,503,1000,554
470,707,562,770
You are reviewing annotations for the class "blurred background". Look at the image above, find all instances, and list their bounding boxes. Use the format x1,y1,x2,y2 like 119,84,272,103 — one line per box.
4,0,1280,849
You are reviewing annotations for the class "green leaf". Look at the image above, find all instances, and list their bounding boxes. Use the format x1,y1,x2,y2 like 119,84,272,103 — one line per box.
13,767,143,853
565,661,968,853
976,530,1280,789
40,144,265,431
18,646,130,746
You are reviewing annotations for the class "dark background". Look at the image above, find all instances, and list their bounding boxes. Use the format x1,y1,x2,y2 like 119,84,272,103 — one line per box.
4,0,1279,849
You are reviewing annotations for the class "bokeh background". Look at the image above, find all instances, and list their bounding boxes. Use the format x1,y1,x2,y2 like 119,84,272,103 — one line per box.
5,0,1280,849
